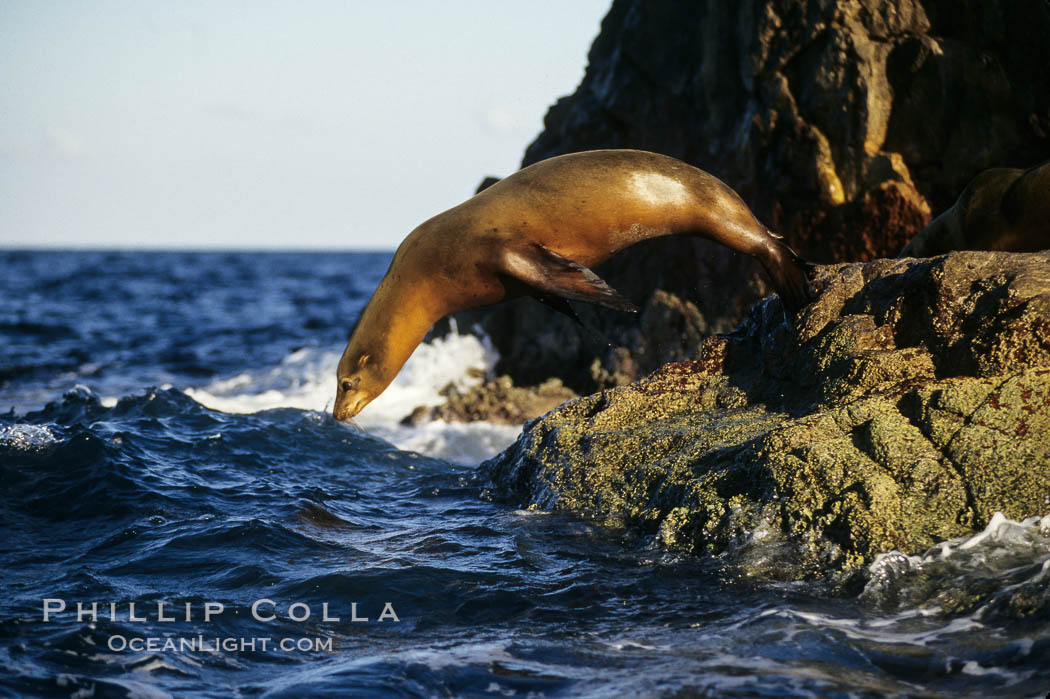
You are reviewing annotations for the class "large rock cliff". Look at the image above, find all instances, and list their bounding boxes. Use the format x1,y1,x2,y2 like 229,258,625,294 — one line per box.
482,251,1050,586
448,0,1050,394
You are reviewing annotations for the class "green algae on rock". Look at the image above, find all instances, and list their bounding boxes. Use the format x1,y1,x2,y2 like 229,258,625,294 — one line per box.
482,251,1050,584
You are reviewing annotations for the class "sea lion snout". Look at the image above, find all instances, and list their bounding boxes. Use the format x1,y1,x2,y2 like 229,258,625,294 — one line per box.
333,391,368,422
333,374,368,421
334,353,375,421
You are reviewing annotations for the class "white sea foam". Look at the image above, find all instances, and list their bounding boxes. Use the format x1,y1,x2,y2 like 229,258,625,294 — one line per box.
866,511,1050,578
184,331,523,464
0,423,59,451
862,510,1050,616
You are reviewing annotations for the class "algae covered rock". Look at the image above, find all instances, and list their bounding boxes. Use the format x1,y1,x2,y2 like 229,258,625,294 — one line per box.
482,251,1050,584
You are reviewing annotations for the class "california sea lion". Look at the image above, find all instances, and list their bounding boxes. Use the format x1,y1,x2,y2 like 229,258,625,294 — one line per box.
900,160,1050,257
334,149,813,421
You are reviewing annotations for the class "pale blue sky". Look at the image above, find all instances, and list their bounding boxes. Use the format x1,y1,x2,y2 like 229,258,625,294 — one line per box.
0,1,609,249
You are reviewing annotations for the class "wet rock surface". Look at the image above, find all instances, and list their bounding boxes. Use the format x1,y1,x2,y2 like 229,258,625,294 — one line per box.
481,251,1050,586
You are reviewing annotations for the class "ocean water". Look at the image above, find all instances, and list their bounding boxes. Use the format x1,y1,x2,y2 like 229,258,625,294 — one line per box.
2,250,1049,697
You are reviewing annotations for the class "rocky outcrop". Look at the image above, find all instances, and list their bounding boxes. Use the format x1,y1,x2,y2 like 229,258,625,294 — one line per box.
481,251,1050,586
452,0,1050,394
402,376,576,426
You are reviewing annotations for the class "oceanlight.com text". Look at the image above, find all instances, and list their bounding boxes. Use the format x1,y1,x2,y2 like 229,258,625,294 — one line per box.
107,635,334,653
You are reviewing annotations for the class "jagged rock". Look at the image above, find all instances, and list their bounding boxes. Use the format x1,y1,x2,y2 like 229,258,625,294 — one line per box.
449,0,1050,394
403,376,577,426
481,251,1050,586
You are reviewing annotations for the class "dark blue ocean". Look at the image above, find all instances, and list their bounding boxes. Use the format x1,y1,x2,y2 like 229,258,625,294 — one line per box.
2,250,1049,697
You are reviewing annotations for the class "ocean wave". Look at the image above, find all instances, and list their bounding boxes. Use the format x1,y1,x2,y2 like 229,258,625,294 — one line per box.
0,386,416,522
184,331,522,464
0,423,60,451
863,511,1050,620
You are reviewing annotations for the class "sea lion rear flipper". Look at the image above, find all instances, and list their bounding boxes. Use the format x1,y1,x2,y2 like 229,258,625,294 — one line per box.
767,242,816,316
503,244,638,313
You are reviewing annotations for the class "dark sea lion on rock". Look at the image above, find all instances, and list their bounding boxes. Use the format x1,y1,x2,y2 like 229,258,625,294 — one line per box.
901,160,1050,257
333,149,813,421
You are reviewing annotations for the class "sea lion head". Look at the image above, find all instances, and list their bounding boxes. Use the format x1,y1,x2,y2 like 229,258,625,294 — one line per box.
333,351,379,422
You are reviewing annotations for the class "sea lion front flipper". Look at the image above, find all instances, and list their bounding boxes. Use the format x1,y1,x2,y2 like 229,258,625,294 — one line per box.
534,293,584,325
502,243,638,313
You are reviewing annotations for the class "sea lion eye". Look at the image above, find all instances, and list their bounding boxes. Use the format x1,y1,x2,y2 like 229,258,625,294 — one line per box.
340,378,356,393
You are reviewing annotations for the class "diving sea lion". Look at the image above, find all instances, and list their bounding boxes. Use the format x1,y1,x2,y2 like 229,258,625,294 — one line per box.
333,149,813,421
900,160,1050,257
